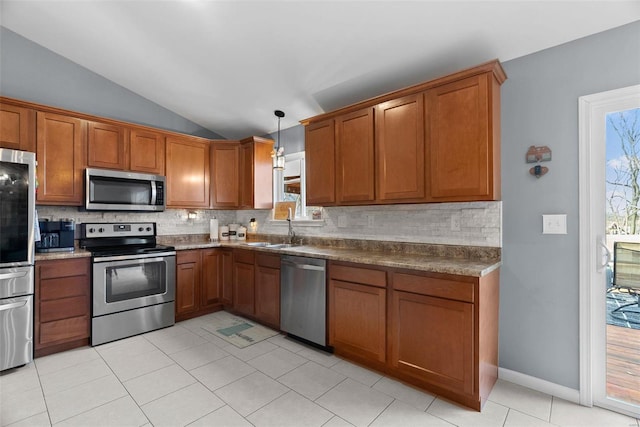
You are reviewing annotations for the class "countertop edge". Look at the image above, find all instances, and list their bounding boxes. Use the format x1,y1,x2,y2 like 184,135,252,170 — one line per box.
172,241,501,277
34,240,501,277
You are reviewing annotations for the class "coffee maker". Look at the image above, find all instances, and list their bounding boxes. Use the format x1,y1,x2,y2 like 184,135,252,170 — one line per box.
36,219,75,253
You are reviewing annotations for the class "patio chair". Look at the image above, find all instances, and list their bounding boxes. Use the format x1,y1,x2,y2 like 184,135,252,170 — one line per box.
609,241,640,323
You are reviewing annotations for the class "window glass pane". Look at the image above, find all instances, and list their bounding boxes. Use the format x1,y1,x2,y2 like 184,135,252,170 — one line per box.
274,151,321,220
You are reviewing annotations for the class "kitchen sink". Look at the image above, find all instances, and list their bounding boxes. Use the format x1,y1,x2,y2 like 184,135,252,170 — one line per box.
245,242,269,247
243,242,300,249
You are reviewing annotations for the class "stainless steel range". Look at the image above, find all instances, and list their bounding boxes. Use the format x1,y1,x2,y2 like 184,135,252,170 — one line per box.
80,222,176,346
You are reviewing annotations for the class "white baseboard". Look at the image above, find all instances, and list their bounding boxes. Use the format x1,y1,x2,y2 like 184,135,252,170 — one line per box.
498,367,580,403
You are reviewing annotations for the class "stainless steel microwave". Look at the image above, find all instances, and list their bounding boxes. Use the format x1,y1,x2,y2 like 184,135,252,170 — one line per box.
85,168,165,211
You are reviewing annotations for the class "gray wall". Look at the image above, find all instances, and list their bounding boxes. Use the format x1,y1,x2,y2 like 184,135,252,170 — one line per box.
499,20,640,389
0,27,224,139
265,125,305,154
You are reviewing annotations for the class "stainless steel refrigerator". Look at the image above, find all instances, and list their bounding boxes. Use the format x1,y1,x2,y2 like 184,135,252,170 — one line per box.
0,148,35,371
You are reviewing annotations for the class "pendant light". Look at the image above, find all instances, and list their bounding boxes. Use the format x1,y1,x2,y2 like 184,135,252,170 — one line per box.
272,110,285,170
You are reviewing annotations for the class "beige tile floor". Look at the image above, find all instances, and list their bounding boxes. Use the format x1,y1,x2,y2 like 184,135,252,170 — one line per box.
1,311,639,427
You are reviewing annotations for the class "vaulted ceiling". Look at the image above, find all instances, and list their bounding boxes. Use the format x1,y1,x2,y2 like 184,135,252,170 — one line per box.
2,1,639,139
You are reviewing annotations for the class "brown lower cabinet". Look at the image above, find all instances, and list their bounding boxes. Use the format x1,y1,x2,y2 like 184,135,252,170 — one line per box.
254,253,281,329
176,249,224,321
232,249,256,317
230,249,281,329
35,258,91,357
329,263,387,368
329,260,499,411
220,248,234,306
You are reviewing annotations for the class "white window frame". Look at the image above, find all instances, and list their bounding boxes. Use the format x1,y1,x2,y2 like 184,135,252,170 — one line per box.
273,151,309,220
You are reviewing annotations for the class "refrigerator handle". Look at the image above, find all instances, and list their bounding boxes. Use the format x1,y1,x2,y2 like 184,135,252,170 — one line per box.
0,300,28,311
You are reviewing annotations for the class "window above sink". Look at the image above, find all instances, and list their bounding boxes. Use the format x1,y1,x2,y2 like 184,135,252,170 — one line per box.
273,151,323,223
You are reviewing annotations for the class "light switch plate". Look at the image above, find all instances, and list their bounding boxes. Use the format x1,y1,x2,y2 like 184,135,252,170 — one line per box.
542,214,567,234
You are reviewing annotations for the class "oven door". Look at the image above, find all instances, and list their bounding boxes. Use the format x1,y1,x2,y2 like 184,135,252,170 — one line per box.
92,252,175,317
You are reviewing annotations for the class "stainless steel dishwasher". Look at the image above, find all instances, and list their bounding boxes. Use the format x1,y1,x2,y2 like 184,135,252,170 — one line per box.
280,255,327,347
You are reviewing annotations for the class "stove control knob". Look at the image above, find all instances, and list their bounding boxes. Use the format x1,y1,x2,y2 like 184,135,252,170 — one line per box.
138,227,144,232
88,228,95,233
146,227,152,232
98,227,104,233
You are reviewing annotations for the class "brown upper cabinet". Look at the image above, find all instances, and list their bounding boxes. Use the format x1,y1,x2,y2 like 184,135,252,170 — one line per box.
86,123,165,175
210,141,241,208
239,137,274,210
305,119,336,205
426,73,500,201
335,108,375,204
165,136,210,208
36,112,87,206
301,60,506,206
0,103,36,152
375,94,425,202
129,129,165,175
211,137,274,210
87,121,127,171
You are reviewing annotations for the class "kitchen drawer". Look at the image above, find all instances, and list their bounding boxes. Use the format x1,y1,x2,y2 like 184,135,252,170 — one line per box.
234,249,255,265
39,275,88,301
37,258,90,280
256,253,280,269
40,296,89,323
39,316,89,345
177,249,200,264
393,272,474,303
330,263,386,288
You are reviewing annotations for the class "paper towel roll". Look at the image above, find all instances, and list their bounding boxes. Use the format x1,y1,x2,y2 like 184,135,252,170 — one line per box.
209,218,219,241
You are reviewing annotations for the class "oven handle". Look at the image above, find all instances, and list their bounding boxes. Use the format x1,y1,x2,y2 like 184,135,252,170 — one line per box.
93,251,176,263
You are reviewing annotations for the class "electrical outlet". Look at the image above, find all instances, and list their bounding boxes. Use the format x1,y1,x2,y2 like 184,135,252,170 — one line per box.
338,215,347,228
451,213,461,232
366,215,375,228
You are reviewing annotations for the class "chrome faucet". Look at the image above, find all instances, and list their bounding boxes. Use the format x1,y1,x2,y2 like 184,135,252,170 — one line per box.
287,207,296,244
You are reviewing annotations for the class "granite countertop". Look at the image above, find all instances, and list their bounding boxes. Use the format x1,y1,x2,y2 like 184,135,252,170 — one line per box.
164,236,501,277
35,235,501,277
35,247,92,261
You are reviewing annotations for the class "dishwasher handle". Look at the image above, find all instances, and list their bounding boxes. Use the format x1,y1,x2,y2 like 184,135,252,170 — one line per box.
281,260,326,271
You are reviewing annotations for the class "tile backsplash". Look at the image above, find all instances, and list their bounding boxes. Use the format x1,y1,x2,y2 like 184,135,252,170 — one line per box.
36,206,237,238
238,201,502,248
38,201,501,247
